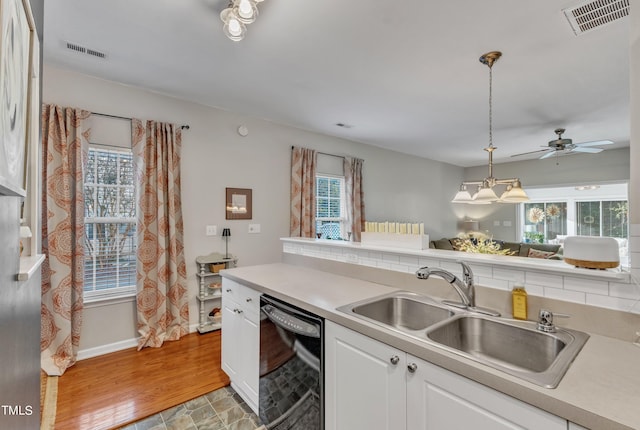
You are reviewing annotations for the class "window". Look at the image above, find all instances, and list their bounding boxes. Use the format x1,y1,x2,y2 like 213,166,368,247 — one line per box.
523,202,567,243
518,183,629,266
83,147,137,300
577,200,628,238
315,175,346,239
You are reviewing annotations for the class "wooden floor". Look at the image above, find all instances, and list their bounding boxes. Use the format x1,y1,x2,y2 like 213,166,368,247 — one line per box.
55,331,230,430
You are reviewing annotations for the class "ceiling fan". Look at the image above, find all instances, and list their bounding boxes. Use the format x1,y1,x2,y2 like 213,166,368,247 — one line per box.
511,128,613,160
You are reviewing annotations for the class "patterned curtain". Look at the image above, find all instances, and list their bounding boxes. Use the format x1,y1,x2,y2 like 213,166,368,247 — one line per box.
344,157,365,242
40,104,90,376
290,146,317,237
132,119,188,349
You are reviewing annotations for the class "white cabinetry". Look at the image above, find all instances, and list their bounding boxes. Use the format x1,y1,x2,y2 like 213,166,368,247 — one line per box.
325,320,406,430
195,253,237,333
406,355,565,429
221,277,260,414
325,321,566,430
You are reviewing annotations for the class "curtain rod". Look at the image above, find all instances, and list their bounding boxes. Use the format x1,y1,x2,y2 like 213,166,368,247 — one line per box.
91,111,190,130
291,146,345,160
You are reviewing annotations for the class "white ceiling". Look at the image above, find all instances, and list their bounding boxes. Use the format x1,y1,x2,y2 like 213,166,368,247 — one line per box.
43,0,630,167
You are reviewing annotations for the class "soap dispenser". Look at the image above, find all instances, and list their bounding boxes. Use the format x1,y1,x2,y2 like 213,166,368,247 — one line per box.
511,284,528,320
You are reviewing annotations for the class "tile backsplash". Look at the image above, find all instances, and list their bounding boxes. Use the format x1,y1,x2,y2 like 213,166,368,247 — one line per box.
282,238,640,315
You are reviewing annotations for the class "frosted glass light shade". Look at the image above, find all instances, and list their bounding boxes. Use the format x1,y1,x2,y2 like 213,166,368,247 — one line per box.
500,181,529,202
221,8,246,41
451,186,473,203
234,0,258,24
472,186,498,203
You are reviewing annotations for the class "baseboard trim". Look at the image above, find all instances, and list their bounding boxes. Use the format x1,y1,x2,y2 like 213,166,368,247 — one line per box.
78,325,201,360
78,338,139,360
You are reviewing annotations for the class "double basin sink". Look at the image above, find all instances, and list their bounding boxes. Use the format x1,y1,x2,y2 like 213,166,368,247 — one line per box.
337,291,589,388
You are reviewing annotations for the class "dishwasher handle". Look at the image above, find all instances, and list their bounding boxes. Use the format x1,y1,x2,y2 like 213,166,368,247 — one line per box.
261,304,321,338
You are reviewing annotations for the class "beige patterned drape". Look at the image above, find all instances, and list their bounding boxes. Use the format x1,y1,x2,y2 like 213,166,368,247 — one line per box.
344,156,365,242
290,146,317,237
132,119,188,349
40,104,90,375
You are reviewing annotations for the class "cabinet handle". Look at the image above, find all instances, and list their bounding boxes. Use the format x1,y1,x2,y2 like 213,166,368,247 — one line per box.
226,289,232,293
407,363,418,373
390,355,400,365
234,308,243,314
246,298,252,302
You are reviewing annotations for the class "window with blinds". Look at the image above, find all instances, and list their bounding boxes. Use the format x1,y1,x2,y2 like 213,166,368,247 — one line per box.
83,147,137,300
316,175,346,239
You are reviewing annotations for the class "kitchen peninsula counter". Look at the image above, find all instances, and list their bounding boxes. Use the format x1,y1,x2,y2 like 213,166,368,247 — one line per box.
221,262,640,430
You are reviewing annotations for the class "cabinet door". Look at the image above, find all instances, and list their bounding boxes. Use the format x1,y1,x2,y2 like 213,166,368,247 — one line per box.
237,308,259,413
221,279,260,414
406,355,566,430
221,296,240,379
325,321,406,430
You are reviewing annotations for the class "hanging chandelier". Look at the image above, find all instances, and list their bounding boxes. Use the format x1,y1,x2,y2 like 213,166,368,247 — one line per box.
451,51,529,204
220,0,264,42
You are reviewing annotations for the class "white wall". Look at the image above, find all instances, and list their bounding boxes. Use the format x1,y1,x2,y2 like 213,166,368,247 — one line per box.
43,63,463,354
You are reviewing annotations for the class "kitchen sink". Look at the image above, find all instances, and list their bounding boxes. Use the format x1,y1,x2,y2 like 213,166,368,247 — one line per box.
337,291,457,332
426,314,589,388
337,291,589,388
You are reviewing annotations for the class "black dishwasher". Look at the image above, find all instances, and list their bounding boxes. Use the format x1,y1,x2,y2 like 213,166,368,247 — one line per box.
259,295,324,430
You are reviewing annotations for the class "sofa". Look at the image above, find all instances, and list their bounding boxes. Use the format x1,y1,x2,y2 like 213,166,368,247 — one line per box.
429,237,562,259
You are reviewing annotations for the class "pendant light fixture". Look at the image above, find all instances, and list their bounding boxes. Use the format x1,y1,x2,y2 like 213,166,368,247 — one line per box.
452,51,529,204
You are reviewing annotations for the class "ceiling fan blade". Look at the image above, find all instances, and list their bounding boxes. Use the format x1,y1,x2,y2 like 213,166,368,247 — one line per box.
540,150,557,159
572,146,603,154
510,148,551,158
576,139,613,147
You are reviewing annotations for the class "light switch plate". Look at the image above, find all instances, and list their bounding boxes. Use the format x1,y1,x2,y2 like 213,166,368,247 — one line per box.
248,224,261,234
206,225,217,236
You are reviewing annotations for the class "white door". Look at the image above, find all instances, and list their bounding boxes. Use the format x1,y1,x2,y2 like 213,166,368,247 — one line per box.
406,354,566,430
325,321,406,430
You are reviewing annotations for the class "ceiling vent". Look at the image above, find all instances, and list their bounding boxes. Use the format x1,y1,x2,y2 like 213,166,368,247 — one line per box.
65,41,107,59
563,0,629,35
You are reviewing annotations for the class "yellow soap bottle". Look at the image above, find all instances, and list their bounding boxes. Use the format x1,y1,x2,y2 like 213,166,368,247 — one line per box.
512,284,528,320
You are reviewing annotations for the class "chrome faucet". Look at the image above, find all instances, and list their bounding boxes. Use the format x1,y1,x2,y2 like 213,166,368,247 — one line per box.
537,309,570,333
416,261,500,316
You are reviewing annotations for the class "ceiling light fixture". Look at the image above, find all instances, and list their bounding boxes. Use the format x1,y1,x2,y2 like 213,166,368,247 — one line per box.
220,0,263,41
452,51,529,205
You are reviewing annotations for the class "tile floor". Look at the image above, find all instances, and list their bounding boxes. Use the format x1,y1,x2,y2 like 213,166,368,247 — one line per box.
119,386,263,430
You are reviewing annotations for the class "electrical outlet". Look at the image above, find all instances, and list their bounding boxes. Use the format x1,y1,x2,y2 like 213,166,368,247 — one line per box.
248,224,261,234
206,225,217,236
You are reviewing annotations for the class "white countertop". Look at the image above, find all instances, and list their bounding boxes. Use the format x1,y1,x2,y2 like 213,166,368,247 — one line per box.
221,262,640,430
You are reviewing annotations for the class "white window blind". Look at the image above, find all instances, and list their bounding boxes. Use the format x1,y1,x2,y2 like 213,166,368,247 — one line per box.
83,147,137,301
316,175,346,239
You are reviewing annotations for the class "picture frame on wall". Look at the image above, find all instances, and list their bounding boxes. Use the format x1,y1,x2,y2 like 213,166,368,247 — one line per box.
225,188,252,220
0,0,35,197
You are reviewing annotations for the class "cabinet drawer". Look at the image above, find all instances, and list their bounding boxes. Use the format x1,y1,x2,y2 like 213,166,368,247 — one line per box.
241,287,261,315
222,278,261,315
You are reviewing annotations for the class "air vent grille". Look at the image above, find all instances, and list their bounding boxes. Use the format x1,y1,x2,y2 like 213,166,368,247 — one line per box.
563,0,629,35
65,41,107,59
